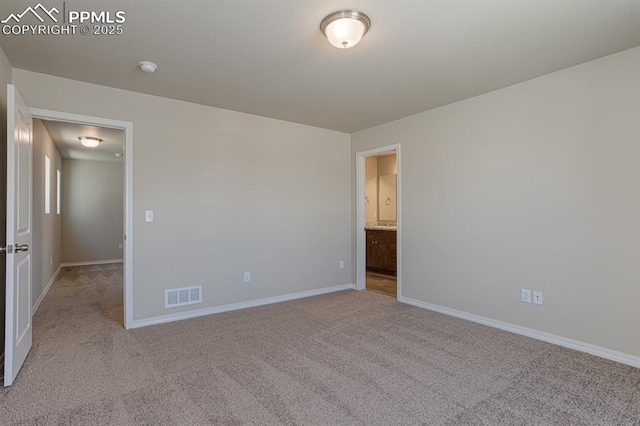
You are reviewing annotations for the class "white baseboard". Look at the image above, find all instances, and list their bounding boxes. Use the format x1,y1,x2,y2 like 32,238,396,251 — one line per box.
132,283,356,329
60,259,123,267
399,296,640,369
32,264,62,315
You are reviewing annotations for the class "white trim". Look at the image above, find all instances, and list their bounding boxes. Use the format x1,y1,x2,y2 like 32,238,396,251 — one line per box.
60,259,123,267
32,263,62,315
132,283,356,329
399,296,640,369
56,168,60,215
29,109,131,130
355,145,402,298
29,108,134,329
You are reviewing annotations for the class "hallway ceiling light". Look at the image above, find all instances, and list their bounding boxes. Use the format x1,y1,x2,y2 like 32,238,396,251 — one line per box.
320,10,371,49
138,61,157,73
78,136,103,148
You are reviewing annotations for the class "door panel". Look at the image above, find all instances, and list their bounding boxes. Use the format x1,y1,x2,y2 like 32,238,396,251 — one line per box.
15,255,31,345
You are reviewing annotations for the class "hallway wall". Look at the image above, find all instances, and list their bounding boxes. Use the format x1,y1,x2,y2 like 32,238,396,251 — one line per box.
61,159,124,263
32,119,62,310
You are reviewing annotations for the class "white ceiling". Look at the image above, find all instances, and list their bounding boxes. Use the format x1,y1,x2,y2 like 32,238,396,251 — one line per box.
41,120,124,162
2,0,639,133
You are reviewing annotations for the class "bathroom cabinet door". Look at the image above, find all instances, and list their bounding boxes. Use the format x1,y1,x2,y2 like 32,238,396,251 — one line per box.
366,233,377,269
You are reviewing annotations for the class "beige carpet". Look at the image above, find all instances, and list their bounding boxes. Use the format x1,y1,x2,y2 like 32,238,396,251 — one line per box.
1,263,638,425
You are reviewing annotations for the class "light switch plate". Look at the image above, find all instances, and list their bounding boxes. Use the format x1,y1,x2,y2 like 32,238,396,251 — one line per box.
521,289,531,303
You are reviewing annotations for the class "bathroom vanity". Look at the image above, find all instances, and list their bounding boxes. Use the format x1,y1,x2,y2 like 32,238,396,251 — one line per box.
365,226,397,274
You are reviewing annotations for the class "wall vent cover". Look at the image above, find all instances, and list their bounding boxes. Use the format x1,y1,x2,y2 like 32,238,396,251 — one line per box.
165,285,202,308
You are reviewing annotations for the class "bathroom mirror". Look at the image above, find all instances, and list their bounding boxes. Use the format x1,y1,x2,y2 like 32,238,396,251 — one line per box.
378,174,397,221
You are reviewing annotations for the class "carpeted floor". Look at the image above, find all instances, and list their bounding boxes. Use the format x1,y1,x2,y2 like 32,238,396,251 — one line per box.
1,263,639,425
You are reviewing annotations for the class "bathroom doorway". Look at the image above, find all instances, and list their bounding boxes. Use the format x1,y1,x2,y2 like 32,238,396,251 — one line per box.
355,145,401,299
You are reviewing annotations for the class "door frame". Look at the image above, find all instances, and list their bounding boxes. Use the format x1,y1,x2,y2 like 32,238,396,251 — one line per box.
29,108,134,329
355,144,401,298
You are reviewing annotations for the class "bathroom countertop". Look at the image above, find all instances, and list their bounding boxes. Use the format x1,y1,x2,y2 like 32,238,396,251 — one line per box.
365,223,397,231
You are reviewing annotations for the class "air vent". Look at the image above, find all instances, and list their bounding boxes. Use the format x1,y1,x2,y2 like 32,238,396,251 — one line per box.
165,285,202,308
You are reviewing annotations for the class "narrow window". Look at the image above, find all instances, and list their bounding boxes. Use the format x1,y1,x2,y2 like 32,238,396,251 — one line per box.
44,155,51,214
56,169,61,215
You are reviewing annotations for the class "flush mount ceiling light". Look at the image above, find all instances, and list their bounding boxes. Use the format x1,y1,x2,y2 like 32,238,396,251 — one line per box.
138,61,157,73
320,10,371,49
78,136,103,148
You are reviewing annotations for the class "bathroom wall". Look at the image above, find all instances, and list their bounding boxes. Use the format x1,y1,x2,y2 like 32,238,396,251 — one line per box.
378,174,397,222
377,154,397,222
365,156,377,223
377,154,397,176
365,153,398,223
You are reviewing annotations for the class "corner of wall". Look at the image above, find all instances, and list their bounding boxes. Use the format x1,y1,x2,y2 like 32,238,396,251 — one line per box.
0,43,12,361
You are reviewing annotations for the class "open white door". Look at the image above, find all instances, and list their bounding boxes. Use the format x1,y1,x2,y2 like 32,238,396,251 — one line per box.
4,84,33,387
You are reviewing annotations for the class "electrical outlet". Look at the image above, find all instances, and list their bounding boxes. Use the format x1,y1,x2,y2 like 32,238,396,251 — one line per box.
533,291,543,305
521,289,531,303
145,210,154,222
339,260,344,270
243,272,251,282
118,243,123,250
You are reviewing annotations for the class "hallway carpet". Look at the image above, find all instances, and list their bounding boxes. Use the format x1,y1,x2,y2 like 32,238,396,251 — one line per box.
1,263,639,425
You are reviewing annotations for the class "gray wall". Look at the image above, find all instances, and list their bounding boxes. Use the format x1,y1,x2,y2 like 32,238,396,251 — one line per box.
352,47,640,357
32,119,62,307
12,45,637,360
61,159,123,263
13,70,353,321
0,46,12,358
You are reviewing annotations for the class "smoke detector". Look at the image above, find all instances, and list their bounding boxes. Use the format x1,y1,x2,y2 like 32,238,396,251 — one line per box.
138,61,157,74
